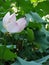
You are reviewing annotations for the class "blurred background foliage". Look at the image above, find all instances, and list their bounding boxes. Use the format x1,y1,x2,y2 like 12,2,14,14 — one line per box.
0,0,47,19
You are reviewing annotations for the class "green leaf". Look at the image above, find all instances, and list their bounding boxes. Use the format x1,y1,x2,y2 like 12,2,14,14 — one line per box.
25,14,34,22
36,55,49,64
0,20,7,33
0,46,17,61
11,57,42,65
28,12,49,51
26,28,34,42
30,12,45,23
34,26,49,51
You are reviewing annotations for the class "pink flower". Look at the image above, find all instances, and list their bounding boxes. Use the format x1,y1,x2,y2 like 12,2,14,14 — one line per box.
3,12,27,33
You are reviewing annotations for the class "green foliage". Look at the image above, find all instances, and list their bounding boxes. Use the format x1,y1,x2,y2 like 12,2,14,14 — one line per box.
0,46,16,61
0,0,49,65
28,22,42,30
36,55,49,64
16,0,33,13
0,21,3,31
35,1,49,16
11,57,41,65
26,28,34,42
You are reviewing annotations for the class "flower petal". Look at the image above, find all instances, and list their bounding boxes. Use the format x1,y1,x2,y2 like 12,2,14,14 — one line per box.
3,12,10,28
3,12,10,23
9,13,16,23
16,18,27,32
5,22,20,33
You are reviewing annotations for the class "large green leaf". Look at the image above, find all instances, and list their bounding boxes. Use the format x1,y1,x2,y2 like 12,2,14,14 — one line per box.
11,57,42,65
0,46,16,61
27,12,49,51
30,12,45,23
